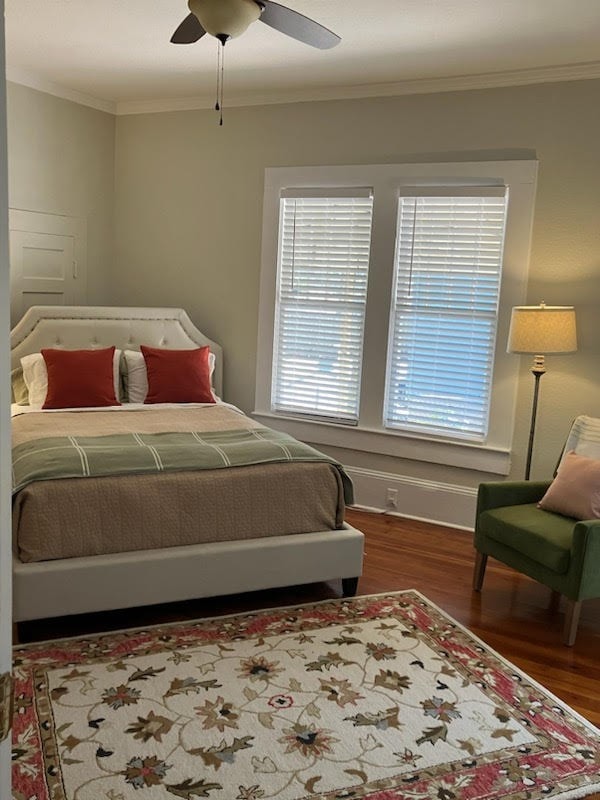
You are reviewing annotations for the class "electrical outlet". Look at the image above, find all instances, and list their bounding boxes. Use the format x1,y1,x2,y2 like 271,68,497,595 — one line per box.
386,488,398,509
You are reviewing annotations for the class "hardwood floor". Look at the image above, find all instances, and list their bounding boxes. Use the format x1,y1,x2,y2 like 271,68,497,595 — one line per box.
17,508,600,729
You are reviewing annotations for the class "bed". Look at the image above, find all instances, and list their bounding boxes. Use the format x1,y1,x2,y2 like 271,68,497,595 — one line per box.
11,305,364,622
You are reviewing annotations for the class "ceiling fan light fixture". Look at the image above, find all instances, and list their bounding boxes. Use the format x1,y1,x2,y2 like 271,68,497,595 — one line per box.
188,0,262,40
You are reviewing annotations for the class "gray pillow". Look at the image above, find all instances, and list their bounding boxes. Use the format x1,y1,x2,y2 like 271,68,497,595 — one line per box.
11,366,29,405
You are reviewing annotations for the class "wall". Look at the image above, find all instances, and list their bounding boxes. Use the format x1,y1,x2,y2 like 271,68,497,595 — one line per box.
112,78,600,511
6,82,116,303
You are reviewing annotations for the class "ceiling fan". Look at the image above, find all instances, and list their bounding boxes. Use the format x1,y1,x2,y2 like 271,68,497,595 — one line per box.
171,0,341,50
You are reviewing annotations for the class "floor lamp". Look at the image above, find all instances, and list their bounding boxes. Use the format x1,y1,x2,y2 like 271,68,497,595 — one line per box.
507,302,577,480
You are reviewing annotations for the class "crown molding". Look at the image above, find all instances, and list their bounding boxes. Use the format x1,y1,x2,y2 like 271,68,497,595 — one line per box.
6,67,116,115
7,60,600,118
116,60,600,115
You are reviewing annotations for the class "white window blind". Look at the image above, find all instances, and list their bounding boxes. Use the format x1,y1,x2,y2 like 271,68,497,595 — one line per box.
272,191,373,423
385,190,508,439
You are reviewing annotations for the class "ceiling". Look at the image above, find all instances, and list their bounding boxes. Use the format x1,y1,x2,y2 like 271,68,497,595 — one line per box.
5,0,600,115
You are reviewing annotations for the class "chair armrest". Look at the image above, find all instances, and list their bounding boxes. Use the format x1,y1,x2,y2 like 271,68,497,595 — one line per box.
571,520,600,599
476,481,551,516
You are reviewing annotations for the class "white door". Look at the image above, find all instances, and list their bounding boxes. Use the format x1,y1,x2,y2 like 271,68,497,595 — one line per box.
0,0,14,794
10,230,76,326
9,208,87,327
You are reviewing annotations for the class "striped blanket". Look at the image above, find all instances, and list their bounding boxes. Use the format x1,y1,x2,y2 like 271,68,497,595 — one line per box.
560,415,600,466
12,425,354,504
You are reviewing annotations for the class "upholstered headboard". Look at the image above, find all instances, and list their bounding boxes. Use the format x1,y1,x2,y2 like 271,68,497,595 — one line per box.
10,306,223,397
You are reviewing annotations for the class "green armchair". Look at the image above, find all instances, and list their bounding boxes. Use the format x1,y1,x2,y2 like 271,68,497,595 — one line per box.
473,480,600,645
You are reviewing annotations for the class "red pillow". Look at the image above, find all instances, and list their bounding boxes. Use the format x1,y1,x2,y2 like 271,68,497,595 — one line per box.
42,347,120,409
141,345,215,404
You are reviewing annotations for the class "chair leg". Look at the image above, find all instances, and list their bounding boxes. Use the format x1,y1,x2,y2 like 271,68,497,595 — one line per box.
472,552,488,591
563,599,582,647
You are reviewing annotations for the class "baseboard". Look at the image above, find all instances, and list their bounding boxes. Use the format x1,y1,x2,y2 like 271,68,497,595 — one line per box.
346,466,477,530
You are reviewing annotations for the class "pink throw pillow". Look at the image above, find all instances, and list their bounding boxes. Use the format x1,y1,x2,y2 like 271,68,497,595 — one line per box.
141,345,215,404
538,451,600,520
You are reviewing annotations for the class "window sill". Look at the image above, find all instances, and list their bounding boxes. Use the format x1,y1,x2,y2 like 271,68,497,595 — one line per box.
253,410,511,475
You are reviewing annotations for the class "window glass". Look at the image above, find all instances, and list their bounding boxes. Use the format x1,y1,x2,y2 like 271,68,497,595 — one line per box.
385,193,508,439
272,194,373,423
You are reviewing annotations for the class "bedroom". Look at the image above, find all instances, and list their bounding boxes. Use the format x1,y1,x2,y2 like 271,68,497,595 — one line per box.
1,1,600,796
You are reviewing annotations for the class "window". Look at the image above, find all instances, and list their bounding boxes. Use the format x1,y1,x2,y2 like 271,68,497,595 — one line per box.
385,190,508,439
273,190,373,423
256,161,538,474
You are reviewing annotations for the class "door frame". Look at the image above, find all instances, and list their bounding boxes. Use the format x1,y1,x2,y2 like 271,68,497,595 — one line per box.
0,0,14,794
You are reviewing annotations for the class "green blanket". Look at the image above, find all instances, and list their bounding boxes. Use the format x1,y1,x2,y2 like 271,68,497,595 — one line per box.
12,426,354,504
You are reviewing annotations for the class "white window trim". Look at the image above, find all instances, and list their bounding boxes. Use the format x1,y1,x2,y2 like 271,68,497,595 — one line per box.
255,160,538,475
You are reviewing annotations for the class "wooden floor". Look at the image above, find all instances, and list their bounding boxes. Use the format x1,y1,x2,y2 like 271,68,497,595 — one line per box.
17,508,600,729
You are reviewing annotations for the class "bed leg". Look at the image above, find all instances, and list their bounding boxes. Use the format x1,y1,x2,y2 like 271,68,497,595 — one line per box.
342,577,359,597
12,621,20,646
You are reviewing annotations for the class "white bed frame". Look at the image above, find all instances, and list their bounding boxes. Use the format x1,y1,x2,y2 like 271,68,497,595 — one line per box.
11,306,364,622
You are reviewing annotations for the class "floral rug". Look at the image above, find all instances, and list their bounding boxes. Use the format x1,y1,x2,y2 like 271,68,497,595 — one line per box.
12,591,600,800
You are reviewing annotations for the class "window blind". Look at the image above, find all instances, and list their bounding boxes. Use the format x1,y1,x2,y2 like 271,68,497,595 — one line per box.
272,193,373,423
385,192,508,439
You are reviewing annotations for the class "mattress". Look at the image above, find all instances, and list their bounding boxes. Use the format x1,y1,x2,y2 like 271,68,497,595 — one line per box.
12,404,346,563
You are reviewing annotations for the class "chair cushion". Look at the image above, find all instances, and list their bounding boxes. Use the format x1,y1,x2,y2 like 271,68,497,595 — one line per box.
478,503,575,574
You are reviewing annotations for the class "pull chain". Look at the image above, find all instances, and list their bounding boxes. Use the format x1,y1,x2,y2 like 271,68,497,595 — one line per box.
219,40,225,126
214,37,227,126
215,41,221,112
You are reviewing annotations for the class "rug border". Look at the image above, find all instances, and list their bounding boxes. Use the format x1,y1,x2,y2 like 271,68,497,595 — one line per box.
13,589,600,800
14,589,600,739
408,591,600,737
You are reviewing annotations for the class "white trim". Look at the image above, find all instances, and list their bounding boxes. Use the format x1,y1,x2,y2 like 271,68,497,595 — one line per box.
256,160,537,474
254,412,511,475
115,60,600,116
346,466,477,530
0,0,12,786
7,60,600,117
6,67,116,115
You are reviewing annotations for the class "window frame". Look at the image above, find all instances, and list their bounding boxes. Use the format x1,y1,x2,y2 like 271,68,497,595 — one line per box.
255,160,538,475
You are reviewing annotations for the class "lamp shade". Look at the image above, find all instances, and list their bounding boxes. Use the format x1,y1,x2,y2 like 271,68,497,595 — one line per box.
507,303,577,354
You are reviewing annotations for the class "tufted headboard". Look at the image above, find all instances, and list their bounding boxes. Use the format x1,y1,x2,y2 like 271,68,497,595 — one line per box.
10,306,223,397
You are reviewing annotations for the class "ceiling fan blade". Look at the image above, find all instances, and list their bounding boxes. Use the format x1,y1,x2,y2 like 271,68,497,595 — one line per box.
259,2,341,49
170,13,206,44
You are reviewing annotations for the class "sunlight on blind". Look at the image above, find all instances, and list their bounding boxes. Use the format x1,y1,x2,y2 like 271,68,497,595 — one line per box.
272,194,373,422
385,193,508,439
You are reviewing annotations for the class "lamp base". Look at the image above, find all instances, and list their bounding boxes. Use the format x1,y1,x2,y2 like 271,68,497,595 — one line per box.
525,362,545,480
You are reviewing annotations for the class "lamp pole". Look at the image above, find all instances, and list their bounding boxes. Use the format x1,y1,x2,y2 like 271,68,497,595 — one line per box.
524,357,546,480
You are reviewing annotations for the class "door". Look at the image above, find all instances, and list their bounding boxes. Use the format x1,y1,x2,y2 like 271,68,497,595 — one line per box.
10,230,76,326
0,1,14,794
9,208,87,327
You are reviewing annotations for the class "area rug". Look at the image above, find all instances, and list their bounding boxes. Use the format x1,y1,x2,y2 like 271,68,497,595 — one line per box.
12,591,600,800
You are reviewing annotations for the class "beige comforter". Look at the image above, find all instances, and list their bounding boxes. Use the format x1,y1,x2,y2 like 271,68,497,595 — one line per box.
12,405,345,563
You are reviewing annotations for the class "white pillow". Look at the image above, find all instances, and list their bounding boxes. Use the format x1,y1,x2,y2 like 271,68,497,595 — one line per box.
124,348,216,403
21,349,122,408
